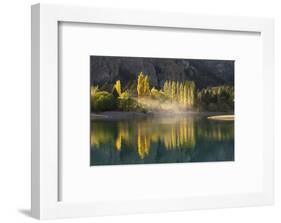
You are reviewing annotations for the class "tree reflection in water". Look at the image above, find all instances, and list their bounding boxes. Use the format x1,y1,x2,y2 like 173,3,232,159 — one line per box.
90,116,234,165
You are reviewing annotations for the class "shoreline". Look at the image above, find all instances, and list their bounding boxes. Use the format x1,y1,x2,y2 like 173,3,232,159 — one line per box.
207,115,235,121
91,111,234,120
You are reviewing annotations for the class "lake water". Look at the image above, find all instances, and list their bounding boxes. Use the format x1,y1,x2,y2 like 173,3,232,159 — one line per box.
90,115,234,166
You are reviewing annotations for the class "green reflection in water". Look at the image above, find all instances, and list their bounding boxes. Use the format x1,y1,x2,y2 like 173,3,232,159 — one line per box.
90,115,234,165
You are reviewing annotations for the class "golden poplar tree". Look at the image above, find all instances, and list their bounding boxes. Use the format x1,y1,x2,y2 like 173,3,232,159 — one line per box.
171,81,176,100
190,81,195,106
137,72,145,97
137,72,151,97
114,80,122,96
183,81,187,107
163,81,169,96
186,81,191,107
179,83,184,104
168,80,172,97
143,75,150,96
176,81,180,102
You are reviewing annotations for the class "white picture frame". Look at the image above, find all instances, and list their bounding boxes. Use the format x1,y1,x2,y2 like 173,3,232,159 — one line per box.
31,3,274,219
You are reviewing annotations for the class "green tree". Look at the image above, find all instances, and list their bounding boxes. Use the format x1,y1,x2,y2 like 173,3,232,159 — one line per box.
91,91,117,112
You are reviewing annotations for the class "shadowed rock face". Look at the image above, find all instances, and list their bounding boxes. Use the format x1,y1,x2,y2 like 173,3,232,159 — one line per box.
90,56,234,89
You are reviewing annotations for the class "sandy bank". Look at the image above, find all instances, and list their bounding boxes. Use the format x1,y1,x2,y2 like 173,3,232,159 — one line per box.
207,115,235,121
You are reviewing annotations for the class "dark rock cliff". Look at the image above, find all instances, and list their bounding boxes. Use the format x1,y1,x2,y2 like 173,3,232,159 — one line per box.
90,56,234,89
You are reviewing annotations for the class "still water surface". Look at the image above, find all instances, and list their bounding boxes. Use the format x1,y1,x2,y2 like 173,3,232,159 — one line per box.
90,115,234,166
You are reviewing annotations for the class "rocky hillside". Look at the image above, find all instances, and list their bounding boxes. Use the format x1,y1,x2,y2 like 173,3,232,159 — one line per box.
90,56,234,89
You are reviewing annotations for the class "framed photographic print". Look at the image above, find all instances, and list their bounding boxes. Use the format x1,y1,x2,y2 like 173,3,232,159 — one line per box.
31,4,274,219
90,56,235,166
